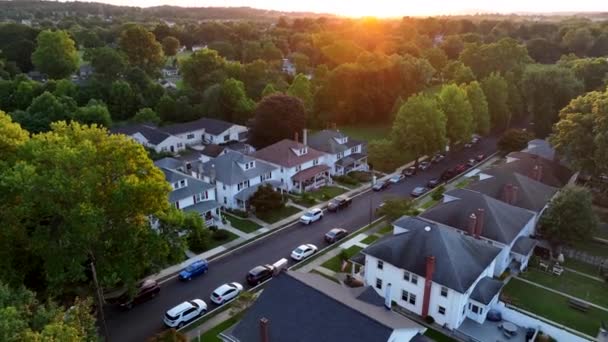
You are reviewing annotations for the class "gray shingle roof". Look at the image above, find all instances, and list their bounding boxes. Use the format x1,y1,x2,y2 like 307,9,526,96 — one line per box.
234,180,282,201
161,118,235,135
336,152,367,167
470,277,504,305
420,189,535,245
223,271,422,342
254,139,326,168
511,236,538,256
363,217,501,293
160,168,214,203
111,124,171,145
495,152,573,187
154,157,183,170
307,129,365,154
201,151,277,185
523,139,556,161
467,170,558,212
182,200,220,214
200,144,226,158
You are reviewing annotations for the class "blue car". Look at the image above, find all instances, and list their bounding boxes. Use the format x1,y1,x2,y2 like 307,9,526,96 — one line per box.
178,260,209,281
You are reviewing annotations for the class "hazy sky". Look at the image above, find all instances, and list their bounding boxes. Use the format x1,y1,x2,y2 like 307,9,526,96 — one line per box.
72,0,607,17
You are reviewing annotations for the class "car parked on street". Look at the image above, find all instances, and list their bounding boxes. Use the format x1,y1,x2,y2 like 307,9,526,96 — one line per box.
299,208,323,225
178,259,209,281
389,174,405,183
431,153,445,163
290,244,318,261
325,228,348,244
467,159,477,167
327,196,352,212
402,166,416,177
246,265,274,285
163,299,207,328
372,180,390,191
210,282,243,305
117,279,160,310
427,178,441,188
410,186,428,197
418,161,431,171
476,153,485,161
454,163,468,174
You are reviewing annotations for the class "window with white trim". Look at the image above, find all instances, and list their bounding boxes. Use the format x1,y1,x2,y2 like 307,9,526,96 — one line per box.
403,271,410,281
377,260,383,270
313,159,319,166
409,293,416,305
438,306,446,315
411,274,418,285
295,165,302,172
187,134,195,139
440,286,448,297
375,278,382,289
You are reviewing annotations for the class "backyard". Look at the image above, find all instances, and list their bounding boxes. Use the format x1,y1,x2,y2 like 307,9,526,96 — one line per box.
255,205,301,224
502,278,608,336
570,240,608,258
321,245,364,273
223,213,261,233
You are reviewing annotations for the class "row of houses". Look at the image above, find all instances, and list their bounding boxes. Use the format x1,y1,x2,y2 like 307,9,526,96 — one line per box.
112,118,369,226
217,140,576,342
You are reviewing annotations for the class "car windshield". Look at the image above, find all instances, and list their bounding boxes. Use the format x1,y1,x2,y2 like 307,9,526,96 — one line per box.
165,313,179,321
327,231,336,237
304,211,315,217
185,264,198,272
188,300,198,308
212,292,220,298
294,247,304,254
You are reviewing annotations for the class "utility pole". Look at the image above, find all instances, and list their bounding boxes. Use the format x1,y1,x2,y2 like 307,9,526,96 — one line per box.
90,255,110,342
369,164,374,228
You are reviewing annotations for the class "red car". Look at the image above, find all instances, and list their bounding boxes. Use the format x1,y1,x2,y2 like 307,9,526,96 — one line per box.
454,164,468,174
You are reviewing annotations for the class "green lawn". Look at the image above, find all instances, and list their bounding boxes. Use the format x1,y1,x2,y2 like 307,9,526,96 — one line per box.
565,259,604,276
419,198,439,210
502,278,608,336
424,328,458,342
519,268,608,308
223,214,261,233
321,245,364,273
256,205,301,224
571,240,608,258
309,186,347,202
454,178,472,189
193,311,245,342
361,234,380,245
208,229,240,250
377,225,393,235
289,194,317,208
338,124,391,143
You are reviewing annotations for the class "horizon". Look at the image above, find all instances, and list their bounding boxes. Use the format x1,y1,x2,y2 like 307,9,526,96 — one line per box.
60,0,608,18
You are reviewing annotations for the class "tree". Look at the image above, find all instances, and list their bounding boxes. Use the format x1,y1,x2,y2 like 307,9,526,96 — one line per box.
109,80,137,121
31,30,79,79
376,196,416,221
156,94,177,123
286,74,313,112
261,83,280,98
539,186,598,245
561,27,594,56
0,111,29,158
440,35,464,60
497,128,534,154
391,94,447,165
437,84,473,147
87,47,127,81
459,38,531,78
521,64,583,137
422,47,448,72
161,36,180,57
219,78,255,124
0,122,177,295
442,61,475,84
119,25,165,75
181,48,226,92
249,184,284,214
17,91,74,133
133,107,161,125
558,57,608,92
249,95,307,148
481,73,510,132
73,100,112,127
526,38,562,64
465,81,490,135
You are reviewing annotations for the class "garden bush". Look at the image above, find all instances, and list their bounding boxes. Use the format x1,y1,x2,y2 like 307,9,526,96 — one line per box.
212,229,230,241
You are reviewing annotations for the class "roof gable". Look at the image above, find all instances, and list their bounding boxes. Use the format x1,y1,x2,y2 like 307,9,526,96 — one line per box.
202,151,276,185
161,118,236,135
253,139,326,167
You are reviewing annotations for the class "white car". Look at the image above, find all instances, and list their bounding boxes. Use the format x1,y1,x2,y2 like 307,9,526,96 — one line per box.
299,208,323,225
389,174,405,183
163,299,207,328
210,282,243,305
291,244,318,261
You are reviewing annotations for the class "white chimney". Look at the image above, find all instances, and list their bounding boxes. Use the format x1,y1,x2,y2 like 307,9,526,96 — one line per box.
303,129,308,146
384,283,392,310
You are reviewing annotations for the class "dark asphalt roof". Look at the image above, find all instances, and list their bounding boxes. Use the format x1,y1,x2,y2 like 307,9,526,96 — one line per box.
467,170,558,212
363,217,501,293
336,152,368,167
355,286,386,307
182,200,220,214
254,139,326,168
201,144,226,158
291,164,330,182
494,152,573,187
421,189,535,245
154,157,183,170
201,151,277,185
307,129,365,154
224,271,422,342
523,139,556,161
161,118,235,135
470,277,504,305
160,168,214,203
111,124,171,145
511,236,538,256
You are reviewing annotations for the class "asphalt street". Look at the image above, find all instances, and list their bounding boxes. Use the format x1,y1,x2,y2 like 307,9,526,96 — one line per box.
104,136,498,342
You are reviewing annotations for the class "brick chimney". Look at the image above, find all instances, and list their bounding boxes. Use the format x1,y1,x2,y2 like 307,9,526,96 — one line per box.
510,185,519,205
467,213,477,236
475,208,485,239
294,131,299,143
503,183,513,204
422,256,435,318
260,317,269,342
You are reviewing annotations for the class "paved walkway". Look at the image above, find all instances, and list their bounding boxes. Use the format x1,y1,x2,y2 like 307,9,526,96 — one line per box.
515,276,608,312
564,266,605,282
185,309,233,341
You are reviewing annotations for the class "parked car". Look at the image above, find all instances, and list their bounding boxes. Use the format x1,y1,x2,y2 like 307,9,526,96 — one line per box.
410,186,428,197
431,153,445,163
454,163,468,173
178,259,209,281
325,228,348,244
290,244,318,261
418,161,431,171
402,166,416,177
117,279,160,309
440,168,456,181
299,208,323,225
327,196,352,212
466,159,477,167
246,265,274,285
427,178,441,188
471,135,481,144
372,180,390,191
164,299,207,328
389,174,405,183
476,153,485,161
210,282,243,305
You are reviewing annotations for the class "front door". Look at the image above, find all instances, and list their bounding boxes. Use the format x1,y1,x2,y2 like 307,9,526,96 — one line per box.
170,145,175,152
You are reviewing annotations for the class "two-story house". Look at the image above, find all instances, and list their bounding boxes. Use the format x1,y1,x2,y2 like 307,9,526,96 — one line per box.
307,129,368,176
253,139,330,193
420,188,537,274
197,151,280,210
111,124,186,153
360,216,504,330
158,165,220,227
220,271,426,342
497,151,574,188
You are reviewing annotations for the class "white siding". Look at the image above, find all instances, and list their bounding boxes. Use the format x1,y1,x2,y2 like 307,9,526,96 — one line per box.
206,125,248,144
155,135,187,153
171,128,205,146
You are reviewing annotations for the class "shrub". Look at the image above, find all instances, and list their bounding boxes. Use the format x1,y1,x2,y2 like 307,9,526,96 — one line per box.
187,229,210,253
333,175,358,186
208,225,219,232
348,171,372,182
431,185,445,201
212,229,230,241
424,315,435,324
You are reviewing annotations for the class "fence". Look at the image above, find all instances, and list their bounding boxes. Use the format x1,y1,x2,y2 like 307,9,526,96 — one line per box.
562,247,608,272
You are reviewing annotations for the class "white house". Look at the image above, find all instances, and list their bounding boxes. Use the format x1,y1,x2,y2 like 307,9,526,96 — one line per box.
111,124,186,154
161,118,249,146
307,129,368,176
358,216,504,330
197,151,280,210
253,138,331,193
421,188,538,274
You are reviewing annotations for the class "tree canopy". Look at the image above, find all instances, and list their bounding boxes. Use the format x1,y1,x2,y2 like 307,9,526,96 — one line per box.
437,84,473,146
465,81,490,135
31,30,79,79
119,25,165,75
249,94,307,148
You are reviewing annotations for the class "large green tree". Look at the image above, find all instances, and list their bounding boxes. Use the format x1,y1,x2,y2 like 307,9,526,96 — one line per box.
497,128,534,154
119,25,165,75
459,38,532,78
161,36,180,57
14,91,74,133
376,196,417,222
73,100,112,127
465,81,490,135
286,74,313,113
561,27,594,57
219,78,255,124
31,30,79,79
109,80,137,121
391,93,447,164
481,73,510,132
181,48,226,92
249,94,307,148
86,47,127,81
437,84,473,147
558,56,608,92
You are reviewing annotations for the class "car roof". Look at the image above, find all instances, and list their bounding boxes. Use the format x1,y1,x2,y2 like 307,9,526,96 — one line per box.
140,279,158,289
335,195,347,200
188,259,207,267
309,208,322,213
296,244,309,250
215,283,235,293
167,301,194,316
329,228,344,233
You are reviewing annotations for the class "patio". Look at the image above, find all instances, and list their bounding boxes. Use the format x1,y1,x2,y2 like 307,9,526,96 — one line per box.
458,318,530,342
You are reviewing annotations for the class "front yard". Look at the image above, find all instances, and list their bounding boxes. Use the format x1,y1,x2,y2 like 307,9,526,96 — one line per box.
361,234,380,245
255,205,301,224
502,278,608,336
321,245,364,273
223,213,261,233
309,186,347,202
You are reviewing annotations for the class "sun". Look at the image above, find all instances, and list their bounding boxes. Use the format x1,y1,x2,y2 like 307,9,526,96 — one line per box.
323,0,439,18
